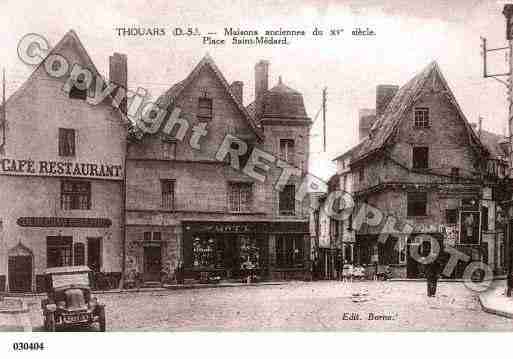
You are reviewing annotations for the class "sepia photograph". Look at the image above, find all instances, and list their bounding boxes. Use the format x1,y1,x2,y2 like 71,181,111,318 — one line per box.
0,0,513,356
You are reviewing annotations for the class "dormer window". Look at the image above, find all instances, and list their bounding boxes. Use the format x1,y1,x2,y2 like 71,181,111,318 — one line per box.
198,97,213,120
414,107,429,128
69,86,87,100
280,139,295,163
69,74,88,100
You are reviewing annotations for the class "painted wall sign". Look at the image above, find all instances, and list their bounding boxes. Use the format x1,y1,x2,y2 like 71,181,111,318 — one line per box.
411,223,445,234
17,217,112,228
0,158,123,179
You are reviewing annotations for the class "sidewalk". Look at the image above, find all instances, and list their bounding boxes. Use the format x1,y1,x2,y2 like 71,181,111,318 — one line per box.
0,298,31,331
479,285,513,319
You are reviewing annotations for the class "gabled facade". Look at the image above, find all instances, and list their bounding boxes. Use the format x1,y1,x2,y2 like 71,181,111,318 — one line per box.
125,56,311,283
334,61,508,278
0,30,128,292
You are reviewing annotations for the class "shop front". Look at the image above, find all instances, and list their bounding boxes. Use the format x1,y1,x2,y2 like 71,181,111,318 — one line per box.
182,221,310,281
182,222,268,280
1,215,120,292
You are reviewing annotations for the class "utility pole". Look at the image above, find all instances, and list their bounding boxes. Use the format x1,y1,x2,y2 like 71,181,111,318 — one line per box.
504,4,513,297
1,69,5,150
322,87,327,152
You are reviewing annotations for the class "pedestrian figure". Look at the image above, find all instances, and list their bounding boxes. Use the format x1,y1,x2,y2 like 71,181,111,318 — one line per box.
425,258,441,297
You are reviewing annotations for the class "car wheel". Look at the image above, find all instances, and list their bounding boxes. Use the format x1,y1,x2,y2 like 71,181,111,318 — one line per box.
46,313,56,332
98,307,106,332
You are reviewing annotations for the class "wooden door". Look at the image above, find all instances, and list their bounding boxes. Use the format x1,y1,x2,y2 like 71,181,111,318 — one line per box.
144,245,162,282
8,255,32,292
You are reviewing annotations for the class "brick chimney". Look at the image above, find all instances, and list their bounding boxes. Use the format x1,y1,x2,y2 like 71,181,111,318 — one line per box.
255,60,269,118
376,84,398,118
109,53,127,114
358,108,376,140
230,81,243,104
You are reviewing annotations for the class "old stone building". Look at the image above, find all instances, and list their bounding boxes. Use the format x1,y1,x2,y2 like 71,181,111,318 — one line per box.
0,30,128,292
125,56,311,283
333,61,508,278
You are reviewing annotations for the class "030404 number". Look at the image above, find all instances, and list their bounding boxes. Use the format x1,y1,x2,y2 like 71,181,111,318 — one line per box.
12,342,45,351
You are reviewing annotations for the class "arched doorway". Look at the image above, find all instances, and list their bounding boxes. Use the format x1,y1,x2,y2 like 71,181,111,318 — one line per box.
8,243,33,292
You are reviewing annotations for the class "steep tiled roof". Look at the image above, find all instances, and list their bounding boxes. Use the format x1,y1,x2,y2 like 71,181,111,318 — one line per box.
155,55,264,140
349,61,487,164
2,30,129,126
261,80,309,120
333,140,365,162
479,129,507,161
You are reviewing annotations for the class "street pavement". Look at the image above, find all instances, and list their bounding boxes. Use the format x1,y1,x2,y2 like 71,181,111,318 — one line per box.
22,280,513,331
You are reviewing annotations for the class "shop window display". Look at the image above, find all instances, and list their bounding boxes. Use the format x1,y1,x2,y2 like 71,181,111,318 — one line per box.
239,235,260,271
192,237,216,268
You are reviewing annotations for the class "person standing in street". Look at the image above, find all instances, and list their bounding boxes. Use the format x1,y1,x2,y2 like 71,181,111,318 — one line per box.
425,257,441,297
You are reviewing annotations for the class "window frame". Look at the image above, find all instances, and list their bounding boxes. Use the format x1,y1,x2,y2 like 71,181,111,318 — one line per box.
414,107,430,128
61,180,91,210
58,128,76,157
73,242,86,266
446,208,458,224
412,146,429,170
228,182,254,213
47,236,73,268
197,97,213,120
279,184,296,216
161,179,175,209
481,205,489,231
275,235,304,268
407,192,428,217
279,139,295,164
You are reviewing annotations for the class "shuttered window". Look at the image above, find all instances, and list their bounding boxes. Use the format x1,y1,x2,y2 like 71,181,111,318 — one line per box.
280,139,295,163
59,128,76,157
198,97,213,120
161,179,175,209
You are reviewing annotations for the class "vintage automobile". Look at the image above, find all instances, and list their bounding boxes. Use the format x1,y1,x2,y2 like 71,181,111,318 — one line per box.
40,266,106,331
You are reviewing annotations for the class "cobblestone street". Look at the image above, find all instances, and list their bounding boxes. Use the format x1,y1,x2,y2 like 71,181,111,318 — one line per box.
21,281,513,331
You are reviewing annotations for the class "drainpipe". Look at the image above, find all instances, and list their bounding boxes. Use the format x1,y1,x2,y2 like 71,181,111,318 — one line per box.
119,137,128,289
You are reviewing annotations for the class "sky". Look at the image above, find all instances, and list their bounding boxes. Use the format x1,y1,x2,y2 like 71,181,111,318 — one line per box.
0,0,510,181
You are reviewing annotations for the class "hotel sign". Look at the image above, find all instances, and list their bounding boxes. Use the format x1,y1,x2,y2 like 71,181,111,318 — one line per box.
0,158,123,179
185,221,309,234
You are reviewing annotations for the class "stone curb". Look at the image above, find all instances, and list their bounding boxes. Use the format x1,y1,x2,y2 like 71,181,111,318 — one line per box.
479,292,513,319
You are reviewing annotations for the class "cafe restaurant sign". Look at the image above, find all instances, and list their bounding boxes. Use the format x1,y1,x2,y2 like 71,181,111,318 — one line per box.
0,158,123,180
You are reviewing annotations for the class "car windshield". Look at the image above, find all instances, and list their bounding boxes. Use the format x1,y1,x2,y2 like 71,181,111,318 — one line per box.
52,272,89,288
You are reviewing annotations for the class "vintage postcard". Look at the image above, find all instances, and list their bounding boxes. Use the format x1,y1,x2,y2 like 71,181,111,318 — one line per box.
0,0,513,356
